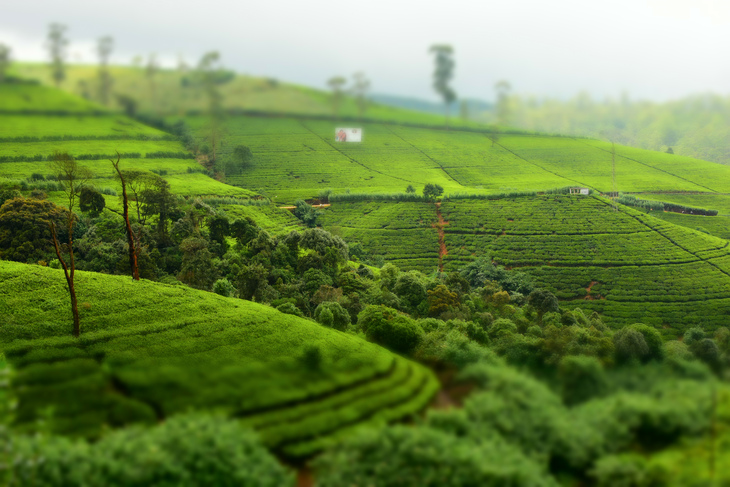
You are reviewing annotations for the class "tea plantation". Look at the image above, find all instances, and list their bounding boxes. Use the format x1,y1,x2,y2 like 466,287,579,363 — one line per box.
0,261,437,458
0,83,308,228
185,114,730,203
322,194,730,337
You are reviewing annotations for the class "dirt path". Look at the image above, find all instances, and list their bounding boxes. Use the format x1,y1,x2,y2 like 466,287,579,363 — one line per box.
297,467,314,487
433,202,449,272
584,280,605,300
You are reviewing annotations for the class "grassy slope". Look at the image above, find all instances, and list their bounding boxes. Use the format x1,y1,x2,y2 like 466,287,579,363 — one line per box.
181,115,730,204
11,62,485,128
0,83,305,228
322,195,730,337
0,261,437,457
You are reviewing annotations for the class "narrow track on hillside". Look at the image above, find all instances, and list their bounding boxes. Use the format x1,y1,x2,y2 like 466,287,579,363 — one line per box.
384,126,466,186
575,138,718,193
297,121,417,184
433,202,449,272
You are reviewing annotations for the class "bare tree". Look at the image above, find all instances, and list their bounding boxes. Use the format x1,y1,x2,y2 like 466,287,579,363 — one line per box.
327,76,347,118
110,153,140,281
96,36,114,106
46,23,68,89
0,44,10,83
48,152,91,337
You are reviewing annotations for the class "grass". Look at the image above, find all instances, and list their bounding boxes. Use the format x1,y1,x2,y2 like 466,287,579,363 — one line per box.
322,201,440,273
321,195,730,337
0,83,258,205
0,260,437,457
11,62,488,129
0,83,102,113
180,115,730,204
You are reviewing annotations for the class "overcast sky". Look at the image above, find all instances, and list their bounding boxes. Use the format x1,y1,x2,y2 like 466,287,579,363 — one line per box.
2,0,729,103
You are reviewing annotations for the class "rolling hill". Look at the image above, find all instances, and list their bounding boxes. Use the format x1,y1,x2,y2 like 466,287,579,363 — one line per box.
321,194,730,336
0,260,438,458
183,114,730,204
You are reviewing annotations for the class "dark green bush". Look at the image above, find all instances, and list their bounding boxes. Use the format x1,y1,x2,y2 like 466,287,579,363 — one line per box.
7,414,294,486
314,301,351,331
590,453,668,487
614,328,650,364
558,355,607,405
276,302,303,317
314,424,557,487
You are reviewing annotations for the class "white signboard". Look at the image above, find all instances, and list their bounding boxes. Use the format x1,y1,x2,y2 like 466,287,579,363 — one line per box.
335,128,363,143
580,188,590,195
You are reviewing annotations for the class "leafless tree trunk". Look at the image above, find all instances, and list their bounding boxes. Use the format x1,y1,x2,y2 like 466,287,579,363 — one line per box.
49,221,80,337
111,153,140,280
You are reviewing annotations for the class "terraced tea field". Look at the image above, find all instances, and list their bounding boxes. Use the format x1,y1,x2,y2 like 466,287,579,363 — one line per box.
323,195,730,336
0,261,437,457
0,83,305,228
185,115,730,203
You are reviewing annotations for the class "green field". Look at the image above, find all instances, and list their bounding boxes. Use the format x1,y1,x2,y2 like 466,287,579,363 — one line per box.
0,260,437,457
11,62,488,129
182,115,730,203
322,194,730,336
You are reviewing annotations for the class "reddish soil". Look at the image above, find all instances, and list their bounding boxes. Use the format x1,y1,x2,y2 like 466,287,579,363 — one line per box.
584,281,605,300
429,365,475,410
297,466,314,487
432,202,450,272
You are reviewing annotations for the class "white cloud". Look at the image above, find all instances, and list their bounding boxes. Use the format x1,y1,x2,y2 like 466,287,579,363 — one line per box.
1,0,728,101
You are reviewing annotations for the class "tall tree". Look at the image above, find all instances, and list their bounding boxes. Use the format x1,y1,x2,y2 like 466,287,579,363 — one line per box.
351,72,370,119
96,36,114,106
46,23,68,89
428,44,457,126
0,44,10,83
327,76,347,118
146,53,159,112
110,153,140,281
196,51,226,164
495,80,511,127
48,152,90,337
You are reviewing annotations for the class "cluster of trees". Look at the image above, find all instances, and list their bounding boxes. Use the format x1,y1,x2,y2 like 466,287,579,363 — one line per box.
489,90,730,164
326,72,371,118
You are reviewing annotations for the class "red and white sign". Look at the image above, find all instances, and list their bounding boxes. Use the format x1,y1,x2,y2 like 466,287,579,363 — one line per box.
335,128,363,143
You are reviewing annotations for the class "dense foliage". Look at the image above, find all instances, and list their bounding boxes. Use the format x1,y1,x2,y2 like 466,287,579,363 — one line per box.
5,414,294,486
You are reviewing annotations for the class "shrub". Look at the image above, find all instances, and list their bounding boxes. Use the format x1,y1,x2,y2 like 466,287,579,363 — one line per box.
358,305,423,355
212,278,236,297
314,424,557,487
276,302,303,317
301,345,323,370
628,324,664,361
489,318,517,339
683,327,705,346
423,183,444,200
614,328,650,364
559,355,608,405
318,307,334,327
8,414,294,486
590,453,668,487
314,301,351,331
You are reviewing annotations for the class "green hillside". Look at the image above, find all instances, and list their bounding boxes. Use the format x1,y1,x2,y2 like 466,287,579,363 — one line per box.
0,82,306,230
183,115,730,203
11,62,485,128
322,194,730,336
0,260,437,457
